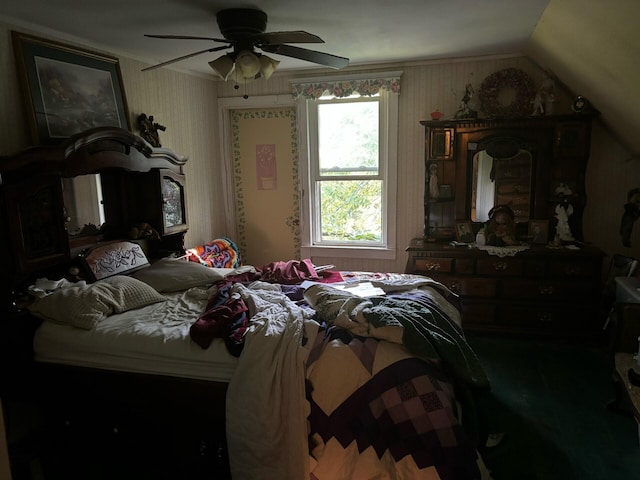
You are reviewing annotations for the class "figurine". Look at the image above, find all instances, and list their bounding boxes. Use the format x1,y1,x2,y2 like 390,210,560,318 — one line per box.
531,72,556,116
554,198,575,242
137,113,166,147
454,83,477,119
428,163,440,199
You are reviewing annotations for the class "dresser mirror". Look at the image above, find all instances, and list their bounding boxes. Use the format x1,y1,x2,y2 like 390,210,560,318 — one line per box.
421,116,593,243
470,145,533,223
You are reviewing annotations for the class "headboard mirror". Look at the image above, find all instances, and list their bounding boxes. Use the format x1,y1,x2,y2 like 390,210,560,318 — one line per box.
0,127,189,308
62,174,105,236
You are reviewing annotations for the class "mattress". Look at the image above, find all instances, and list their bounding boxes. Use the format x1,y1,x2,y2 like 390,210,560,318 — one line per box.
33,285,238,382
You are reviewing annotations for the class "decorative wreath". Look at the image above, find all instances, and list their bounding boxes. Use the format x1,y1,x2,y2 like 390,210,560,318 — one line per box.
478,68,536,118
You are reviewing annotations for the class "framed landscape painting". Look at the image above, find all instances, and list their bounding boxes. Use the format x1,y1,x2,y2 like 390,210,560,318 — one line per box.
12,31,130,144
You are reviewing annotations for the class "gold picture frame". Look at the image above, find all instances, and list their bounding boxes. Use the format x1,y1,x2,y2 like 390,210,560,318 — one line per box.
12,31,130,144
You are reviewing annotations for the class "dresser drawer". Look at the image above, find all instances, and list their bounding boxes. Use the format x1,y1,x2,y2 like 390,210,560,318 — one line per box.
429,275,496,297
495,304,589,330
461,302,495,325
501,279,596,300
548,259,596,278
413,257,453,273
476,257,523,276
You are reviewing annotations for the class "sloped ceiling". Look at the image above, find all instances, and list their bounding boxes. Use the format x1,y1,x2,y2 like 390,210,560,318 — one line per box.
526,0,640,155
0,0,638,154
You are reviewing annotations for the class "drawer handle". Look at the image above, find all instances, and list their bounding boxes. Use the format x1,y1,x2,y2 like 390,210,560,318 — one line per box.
494,261,508,271
538,285,554,295
563,266,580,276
424,262,441,271
450,280,461,294
537,312,553,323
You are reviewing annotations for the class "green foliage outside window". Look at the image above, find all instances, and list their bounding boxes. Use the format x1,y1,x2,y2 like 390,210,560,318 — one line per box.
320,180,382,241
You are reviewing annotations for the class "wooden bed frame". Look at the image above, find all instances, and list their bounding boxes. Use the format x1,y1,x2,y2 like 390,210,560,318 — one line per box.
0,127,232,477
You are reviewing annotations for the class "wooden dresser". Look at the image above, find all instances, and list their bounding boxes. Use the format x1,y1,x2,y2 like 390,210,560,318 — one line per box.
406,238,604,339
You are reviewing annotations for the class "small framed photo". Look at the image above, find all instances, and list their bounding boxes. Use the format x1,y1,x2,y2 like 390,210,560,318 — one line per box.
528,219,549,244
12,31,130,144
455,221,474,243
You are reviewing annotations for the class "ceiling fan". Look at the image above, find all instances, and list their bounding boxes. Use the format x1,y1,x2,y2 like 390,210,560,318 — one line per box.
142,8,349,81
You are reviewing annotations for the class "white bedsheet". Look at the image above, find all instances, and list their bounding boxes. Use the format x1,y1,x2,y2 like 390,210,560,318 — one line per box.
226,281,319,480
33,285,238,382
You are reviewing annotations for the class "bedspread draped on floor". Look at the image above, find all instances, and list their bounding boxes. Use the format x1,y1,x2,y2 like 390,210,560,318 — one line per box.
225,278,492,480
225,281,319,480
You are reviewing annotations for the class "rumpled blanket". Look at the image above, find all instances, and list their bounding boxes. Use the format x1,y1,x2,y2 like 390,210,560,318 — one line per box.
260,258,320,284
304,283,489,389
186,237,241,268
225,281,319,480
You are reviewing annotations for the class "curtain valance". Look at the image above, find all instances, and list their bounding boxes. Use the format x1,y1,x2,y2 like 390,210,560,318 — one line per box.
290,72,401,100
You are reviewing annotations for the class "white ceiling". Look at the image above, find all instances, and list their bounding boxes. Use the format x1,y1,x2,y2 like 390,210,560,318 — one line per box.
0,0,550,76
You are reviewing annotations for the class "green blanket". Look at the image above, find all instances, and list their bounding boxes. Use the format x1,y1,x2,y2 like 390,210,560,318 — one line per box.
305,284,489,389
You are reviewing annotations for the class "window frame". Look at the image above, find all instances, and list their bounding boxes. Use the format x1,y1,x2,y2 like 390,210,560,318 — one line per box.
297,86,398,260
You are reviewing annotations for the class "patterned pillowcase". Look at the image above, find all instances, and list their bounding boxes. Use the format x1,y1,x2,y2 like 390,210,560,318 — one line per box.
28,275,166,329
82,241,150,281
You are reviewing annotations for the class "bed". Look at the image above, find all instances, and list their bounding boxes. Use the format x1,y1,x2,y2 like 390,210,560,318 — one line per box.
19,240,492,480
0,128,492,479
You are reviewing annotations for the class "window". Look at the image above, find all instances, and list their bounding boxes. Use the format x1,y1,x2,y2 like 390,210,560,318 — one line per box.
296,79,399,260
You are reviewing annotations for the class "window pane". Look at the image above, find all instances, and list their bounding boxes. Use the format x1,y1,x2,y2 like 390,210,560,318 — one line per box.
319,180,382,242
318,101,378,176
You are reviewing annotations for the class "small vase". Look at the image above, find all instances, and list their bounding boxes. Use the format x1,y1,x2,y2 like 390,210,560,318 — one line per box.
430,110,443,121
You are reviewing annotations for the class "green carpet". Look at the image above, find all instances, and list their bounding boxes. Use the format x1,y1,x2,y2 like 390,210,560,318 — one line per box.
468,335,640,480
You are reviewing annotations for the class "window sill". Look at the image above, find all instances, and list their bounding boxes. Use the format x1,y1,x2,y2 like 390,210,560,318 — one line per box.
301,245,396,260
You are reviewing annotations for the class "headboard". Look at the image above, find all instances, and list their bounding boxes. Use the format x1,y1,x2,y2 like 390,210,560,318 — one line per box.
0,127,189,310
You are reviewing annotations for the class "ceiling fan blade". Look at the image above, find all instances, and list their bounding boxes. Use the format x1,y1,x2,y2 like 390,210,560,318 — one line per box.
261,44,349,69
145,34,228,42
142,45,231,72
257,31,324,45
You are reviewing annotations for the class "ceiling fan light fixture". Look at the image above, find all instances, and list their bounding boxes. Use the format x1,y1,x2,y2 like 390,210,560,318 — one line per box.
259,55,279,80
209,54,235,80
235,50,261,79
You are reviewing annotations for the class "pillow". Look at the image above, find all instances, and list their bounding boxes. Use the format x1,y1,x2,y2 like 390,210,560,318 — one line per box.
132,258,227,292
28,275,166,329
82,241,150,281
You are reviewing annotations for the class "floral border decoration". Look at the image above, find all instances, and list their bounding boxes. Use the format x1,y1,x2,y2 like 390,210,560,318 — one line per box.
291,76,401,100
477,68,535,118
231,108,301,260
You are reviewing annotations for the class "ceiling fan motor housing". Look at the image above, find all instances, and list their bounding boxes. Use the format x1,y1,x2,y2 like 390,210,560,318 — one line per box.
216,8,267,43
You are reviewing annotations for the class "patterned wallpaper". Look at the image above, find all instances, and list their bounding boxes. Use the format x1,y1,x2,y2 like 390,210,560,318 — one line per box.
1,18,639,270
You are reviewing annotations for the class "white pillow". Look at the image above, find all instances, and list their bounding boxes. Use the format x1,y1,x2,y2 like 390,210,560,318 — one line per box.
28,275,166,329
132,258,226,292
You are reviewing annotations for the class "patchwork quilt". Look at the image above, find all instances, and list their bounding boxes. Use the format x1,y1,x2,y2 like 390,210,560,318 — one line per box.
218,276,491,480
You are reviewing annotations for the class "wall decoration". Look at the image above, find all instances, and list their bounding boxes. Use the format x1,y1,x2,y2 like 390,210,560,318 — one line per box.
477,68,535,119
12,31,130,144
256,144,277,190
